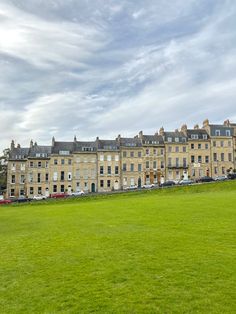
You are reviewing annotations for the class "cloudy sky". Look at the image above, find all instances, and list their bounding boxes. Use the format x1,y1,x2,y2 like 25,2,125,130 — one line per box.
0,0,236,152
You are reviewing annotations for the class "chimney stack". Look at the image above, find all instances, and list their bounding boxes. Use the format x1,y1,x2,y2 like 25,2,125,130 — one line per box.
10,140,15,150
159,127,164,136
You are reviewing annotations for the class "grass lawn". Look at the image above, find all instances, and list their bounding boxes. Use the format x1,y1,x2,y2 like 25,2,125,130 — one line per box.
0,182,236,313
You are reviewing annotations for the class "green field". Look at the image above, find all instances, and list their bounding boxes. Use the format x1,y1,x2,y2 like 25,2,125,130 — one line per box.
0,182,236,313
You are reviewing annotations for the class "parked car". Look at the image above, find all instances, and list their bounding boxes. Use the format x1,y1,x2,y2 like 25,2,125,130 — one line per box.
16,196,32,203
179,179,194,185
142,184,155,189
124,185,138,190
0,199,12,205
49,193,68,199
70,191,85,196
197,176,214,183
33,195,47,200
160,181,175,187
214,175,227,181
228,173,236,180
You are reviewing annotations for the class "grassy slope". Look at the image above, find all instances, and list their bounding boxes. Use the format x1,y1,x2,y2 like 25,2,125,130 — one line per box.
0,182,235,313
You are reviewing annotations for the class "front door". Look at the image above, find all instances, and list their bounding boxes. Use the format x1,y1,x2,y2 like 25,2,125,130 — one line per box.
91,183,96,193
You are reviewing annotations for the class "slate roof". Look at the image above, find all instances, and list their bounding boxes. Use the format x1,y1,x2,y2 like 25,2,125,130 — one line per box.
74,141,97,152
187,129,209,140
119,137,142,147
28,145,52,158
97,140,119,150
142,134,164,145
9,147,29,160
51,141,74,154
162,131,187,143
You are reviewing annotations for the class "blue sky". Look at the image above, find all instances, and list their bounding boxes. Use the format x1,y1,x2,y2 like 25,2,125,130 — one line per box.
0,0,236,151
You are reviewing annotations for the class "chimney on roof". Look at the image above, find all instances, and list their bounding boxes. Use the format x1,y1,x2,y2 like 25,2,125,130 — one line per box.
96,136,99,141
155,130,159,136
30,139,33,148
203,119,209,128
138,131,143,139
181,124,187,134
175,129,178,132
34,142,37,146
74,135,77,142
17,144,21,148
194,124,199,129
10,140,15,150
224,119,230,126
52,136,55,146
116,134,121,142
159,127,164,136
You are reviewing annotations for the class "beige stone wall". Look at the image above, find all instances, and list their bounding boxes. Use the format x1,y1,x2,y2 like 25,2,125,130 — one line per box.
120,147,144,188
7,160,27,198
97,151,121,192
188,140,211,178
142,146,165,184
165,143,189,181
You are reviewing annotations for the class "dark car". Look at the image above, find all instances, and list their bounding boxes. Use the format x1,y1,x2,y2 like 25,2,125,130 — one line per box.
228,173,236,180
160,181,176,187
16,197,32,203
197,176,214,183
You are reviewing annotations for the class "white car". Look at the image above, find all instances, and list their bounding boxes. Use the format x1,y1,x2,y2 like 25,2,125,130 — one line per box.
33,195,47,200
142,184,155,189
71,191,85,196
124,185,138,190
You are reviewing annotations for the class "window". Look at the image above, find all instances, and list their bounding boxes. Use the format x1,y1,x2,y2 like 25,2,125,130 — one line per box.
30,161,34,168
68,159,72,165
146,149,149,156
107,155,111,162
100,180,104,188
20,189,24,196
11,175,15,184
61,159,65,165
168,158,172,167
213,153,217,162
161,161,164,169
175,137,179,142
130,164,134,172
183,146,186,153
130,151,134,158
161,149,164,155
38,161,42,168
68,172,72,181
146,161,149,169
176,158,179,167
100,166,104,175
53,172,58,181
45,173,49,182
123,163,127,171
198,156,202,163
226,130,231,136
167,137,172,142
38,187,42,195
183,158,187,167
228,141,232,147
154,149,157,155
191,156,195,163
30,187,34,195
37,173,41,183
214,167,218,175
45,161,49,168
61,185,65,193
153,161,157,169
53,185,57,193
205,156,209,163
198,144,201,149
123,151,127,158
138,151,142,158
191,134,198,139
115,155,119,161
203,134,207,140
220,141,224,147
205,143,209,149
228,153,232,162
54,159,58,165
213,141,216,147
138,164,142,172
59,150,70,155
28,173,33,183
115,166,119,175
222,167,225,174
100,155,104,161
221,153,224,161
60,171,65,181
168,146,172,153
215,130,220,136
107,180,111,188
175,146,179,153
191,143,194,149
107,166,111,175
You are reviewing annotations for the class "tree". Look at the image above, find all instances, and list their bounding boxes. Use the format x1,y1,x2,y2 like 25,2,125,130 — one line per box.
0,149,9,194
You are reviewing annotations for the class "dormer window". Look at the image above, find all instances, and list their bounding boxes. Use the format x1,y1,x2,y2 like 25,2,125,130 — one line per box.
203,134,207,140
175,137,179,142
215,130,220,136
167,137,172,142
226,130,231,136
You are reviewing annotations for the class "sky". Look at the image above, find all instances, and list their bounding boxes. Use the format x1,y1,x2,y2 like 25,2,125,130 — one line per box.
0,0,236,152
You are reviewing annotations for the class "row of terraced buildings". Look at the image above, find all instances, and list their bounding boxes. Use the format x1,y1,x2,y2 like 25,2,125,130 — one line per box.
6,119,236,198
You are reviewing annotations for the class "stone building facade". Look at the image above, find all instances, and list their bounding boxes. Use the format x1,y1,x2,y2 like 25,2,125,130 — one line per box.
6,119,236,198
